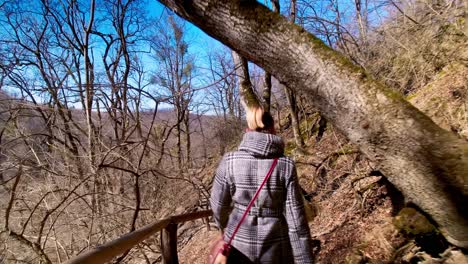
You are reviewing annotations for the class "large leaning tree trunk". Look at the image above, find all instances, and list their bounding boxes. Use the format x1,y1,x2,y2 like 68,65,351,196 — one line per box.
157,0,468,248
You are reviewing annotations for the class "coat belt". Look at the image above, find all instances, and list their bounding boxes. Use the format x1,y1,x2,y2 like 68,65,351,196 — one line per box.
234,203,283,218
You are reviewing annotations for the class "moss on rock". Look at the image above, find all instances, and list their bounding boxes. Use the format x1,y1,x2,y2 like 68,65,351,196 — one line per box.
393,207,436,236
284,141,296,155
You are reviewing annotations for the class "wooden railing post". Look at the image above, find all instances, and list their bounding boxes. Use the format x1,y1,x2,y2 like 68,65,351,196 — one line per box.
161,223,178,264
64,210,212,264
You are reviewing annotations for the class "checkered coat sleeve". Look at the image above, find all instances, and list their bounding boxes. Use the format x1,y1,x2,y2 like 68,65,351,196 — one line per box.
210,131,313,264
211,156,232,229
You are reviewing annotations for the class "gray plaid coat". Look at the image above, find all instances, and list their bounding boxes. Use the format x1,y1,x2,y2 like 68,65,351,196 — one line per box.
210,131,313,263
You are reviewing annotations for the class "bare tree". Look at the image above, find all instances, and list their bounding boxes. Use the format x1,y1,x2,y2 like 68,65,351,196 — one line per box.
354,0,369,47
206,49,241,121
0,1,172,262
205,49,243,154
151,14,196,170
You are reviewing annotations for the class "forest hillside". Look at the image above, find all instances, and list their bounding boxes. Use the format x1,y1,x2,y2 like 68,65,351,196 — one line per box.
179,63,468,264
0,0,466,263
178,4,468,264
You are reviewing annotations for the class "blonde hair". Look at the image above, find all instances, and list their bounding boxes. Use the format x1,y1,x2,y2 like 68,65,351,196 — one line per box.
245,106,265,130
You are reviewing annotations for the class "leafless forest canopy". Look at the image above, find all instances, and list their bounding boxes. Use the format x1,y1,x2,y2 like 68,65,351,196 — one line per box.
0,0,466,263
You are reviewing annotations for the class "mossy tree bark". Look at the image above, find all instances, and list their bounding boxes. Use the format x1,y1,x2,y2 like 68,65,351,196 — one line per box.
157,0,468,248
231,51,259,108
231,50,263,129
263,72,272,112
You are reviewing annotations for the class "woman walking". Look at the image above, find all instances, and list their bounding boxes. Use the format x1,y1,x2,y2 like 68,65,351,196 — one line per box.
210,112,314,263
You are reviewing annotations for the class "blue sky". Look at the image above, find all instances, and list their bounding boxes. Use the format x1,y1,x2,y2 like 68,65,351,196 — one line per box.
0,0,228,112
1,0,390,113
147,0,225,61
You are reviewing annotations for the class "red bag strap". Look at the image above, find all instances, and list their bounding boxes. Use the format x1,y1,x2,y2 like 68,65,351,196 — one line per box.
226,158,279,246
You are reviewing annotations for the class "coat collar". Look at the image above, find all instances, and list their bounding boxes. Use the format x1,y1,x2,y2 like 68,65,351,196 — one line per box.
238,131,284,157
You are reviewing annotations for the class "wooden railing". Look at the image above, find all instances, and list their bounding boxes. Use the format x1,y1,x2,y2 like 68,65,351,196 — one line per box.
65,210,213,264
